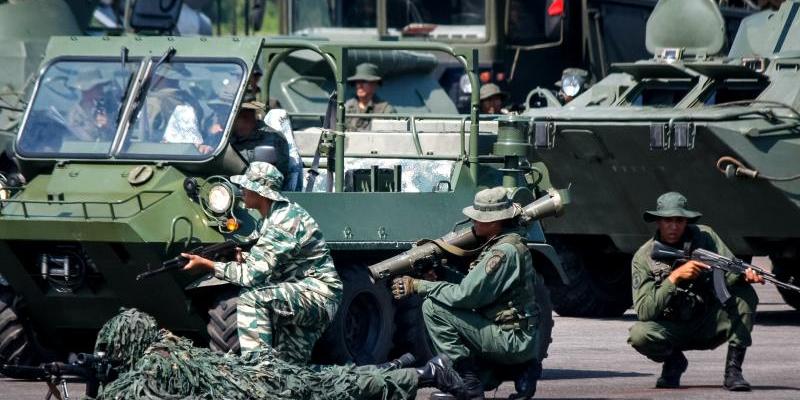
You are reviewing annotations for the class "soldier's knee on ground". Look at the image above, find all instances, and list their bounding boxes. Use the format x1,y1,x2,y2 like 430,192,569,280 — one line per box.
628,322,672,361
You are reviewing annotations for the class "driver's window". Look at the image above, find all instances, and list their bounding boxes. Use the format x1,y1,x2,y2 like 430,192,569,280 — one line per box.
506,0,549,45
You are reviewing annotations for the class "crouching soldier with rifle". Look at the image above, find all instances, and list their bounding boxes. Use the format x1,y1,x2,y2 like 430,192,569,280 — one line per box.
628,192,765,391
379,187,564,400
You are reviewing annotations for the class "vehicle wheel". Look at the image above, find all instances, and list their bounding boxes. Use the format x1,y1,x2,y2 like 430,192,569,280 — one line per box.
771,258,800,310
0,287,43,378
314,264,395,365
547,240,632,317
207,289,241,354
392,295,434,366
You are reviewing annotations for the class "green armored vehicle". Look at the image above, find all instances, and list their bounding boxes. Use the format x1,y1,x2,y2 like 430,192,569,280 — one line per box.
0,35,567,371
520,0,800,316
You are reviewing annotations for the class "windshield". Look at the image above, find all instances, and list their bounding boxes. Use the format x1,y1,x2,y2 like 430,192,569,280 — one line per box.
119,61,245,159
291,0,486,39
18,60,135,157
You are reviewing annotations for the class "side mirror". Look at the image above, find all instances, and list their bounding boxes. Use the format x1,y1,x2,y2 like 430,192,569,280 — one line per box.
130,0,184,33
253,145,278,164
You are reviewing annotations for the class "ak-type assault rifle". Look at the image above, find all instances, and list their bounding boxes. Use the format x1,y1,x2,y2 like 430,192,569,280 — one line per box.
0,352,118,399
136,239,256,280
651,241,800,303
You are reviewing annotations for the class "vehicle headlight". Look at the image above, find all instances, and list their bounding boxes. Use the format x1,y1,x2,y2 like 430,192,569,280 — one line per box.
459,73,472,94
561,75,584,97
207,184,233,214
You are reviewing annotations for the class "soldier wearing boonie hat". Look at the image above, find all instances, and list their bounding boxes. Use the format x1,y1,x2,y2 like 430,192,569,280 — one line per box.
629,191,762,392
390,186,546,400
344,62,395,131
181,162,342,364
478,83,508,114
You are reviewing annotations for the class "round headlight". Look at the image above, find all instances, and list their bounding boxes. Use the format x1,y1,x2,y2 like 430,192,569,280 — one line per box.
561,75,584,97
207,184,233,214
459,73,472,94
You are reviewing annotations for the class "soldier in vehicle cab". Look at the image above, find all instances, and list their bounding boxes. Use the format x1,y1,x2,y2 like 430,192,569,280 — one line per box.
344,63,395,131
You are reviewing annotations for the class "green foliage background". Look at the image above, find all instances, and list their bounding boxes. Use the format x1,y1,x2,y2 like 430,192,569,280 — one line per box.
201,0,279,35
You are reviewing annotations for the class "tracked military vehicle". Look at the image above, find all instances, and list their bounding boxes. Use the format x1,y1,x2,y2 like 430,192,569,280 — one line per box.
0,35,567,370
520,0,800,315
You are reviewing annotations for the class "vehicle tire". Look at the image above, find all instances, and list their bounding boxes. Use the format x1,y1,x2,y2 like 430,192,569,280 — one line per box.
771,258,800,311
547,239,632,317
207,289,241,354
392,295,434,366
0,287,43,378
314,264,395,365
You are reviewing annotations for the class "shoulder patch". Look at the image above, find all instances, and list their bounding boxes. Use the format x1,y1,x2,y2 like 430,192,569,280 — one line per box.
485,250,506,274
632,273,643,291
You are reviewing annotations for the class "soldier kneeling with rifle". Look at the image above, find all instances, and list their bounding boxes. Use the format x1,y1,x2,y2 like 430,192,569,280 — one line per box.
628,192,766,391
387,187,558,400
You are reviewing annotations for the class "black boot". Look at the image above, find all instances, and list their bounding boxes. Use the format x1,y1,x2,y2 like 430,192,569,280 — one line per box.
508,359,542,400
655,350,688,389
376,353,416,371
453,358,485,400
417,355,464,395
723,345,751,391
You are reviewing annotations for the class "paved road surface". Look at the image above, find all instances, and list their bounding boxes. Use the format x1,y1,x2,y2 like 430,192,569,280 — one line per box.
2,284,798,399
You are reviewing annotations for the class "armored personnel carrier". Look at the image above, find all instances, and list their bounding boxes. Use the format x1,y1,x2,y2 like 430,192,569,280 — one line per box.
521,0,800,316
0,35,567,370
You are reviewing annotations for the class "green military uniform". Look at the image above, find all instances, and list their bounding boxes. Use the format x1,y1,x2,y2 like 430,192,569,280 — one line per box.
628,191,759,391
344,96,395,131
415,232,541,367
628,224,758,358
213,162,342,364
344,62,395,131
232,120,291,182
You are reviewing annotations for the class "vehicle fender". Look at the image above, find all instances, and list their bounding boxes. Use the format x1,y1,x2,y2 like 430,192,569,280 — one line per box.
528,243,570,286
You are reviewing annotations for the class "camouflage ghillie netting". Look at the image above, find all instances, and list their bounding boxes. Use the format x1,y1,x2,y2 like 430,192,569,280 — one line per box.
92,309,411,400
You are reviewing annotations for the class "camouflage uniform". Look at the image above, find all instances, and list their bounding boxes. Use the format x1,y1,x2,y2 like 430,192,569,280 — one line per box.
214,162,342,363
344,96,395,131
232,120,291,183
628,224,758,359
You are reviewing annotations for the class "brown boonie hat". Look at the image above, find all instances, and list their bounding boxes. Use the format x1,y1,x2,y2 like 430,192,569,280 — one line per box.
239,90,265,111
643,191,702,222
479,83,507,101
463,187,519,223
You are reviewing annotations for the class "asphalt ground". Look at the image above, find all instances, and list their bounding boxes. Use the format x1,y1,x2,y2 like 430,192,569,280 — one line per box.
2,283,798,399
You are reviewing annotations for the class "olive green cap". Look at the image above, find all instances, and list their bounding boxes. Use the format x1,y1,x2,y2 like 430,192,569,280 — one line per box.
555,68,589,87
230,162,287,203
463,187,520,223
643,191,702,222
347,63,383,83
239,90,265,111
479,83,507,101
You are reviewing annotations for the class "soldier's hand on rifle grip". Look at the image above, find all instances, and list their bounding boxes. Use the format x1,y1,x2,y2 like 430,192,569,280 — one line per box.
391,276,417,300
668,260,710,284
181,254,214,272
744,267,765,284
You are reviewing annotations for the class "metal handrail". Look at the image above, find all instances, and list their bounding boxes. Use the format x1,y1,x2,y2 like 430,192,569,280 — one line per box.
0,190,172,220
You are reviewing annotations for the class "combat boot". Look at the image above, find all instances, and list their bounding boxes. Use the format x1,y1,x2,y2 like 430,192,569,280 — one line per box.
723,345,751,391
508,359,542,400
375,353,416,371
655,350,688,388
453,358,485,400
417,355,464,395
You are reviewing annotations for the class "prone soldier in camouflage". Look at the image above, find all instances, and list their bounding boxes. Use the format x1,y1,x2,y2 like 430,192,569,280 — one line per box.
182,162,342,364
344,63,395,131
230,91,292,186
392,187,545,400
628,192,764,391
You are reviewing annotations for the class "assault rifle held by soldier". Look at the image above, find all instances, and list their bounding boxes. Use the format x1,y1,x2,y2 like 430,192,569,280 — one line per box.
0,352,117,399
137,239,256,280
651,241,800,304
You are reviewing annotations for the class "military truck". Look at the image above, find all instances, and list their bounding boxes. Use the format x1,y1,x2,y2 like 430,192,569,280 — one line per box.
519,0,800,316
0,35,567,370
276,0,758,110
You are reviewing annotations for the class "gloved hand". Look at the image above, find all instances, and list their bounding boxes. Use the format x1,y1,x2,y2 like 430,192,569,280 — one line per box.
391,276,416,300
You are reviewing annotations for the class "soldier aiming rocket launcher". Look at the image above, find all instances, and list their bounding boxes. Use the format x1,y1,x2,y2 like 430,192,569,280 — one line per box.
137,239,257,280
367,189,567,282
651,241,800,303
